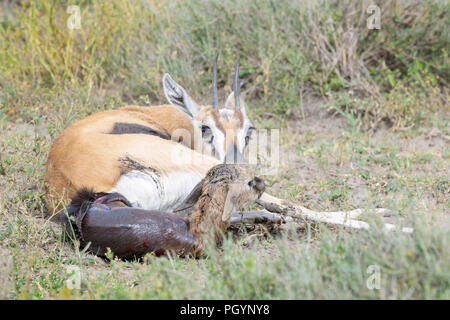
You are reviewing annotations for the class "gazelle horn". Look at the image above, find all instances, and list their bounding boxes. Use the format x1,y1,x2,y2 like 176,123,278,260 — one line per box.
234,56,240,111
212,53,219,109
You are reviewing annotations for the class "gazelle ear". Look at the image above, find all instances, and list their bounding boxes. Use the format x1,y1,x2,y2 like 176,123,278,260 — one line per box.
173,179,204,215
222,184,241,222
224,91,246,112
162,74,199,120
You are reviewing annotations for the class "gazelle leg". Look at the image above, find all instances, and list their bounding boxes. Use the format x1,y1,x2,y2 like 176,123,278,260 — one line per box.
93,192,133,207
255,198,412,233
259,192,286,207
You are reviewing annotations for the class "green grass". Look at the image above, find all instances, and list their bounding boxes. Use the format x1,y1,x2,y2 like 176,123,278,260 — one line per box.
0,0,449,299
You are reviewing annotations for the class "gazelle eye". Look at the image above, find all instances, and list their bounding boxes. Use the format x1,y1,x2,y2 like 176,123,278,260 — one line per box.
201,125,211,136
201,125,214,144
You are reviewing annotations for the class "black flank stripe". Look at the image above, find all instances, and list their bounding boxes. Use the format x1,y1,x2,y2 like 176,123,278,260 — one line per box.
109,122,169,140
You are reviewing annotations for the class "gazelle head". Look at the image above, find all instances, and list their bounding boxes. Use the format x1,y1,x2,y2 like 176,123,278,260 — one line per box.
162,55,255,163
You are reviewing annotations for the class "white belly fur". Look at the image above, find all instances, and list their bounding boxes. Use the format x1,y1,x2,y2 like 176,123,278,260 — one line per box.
109,170,204,212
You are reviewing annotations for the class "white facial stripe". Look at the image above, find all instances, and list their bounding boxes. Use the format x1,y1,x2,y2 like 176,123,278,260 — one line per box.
212,129,225,161
219,108,235,121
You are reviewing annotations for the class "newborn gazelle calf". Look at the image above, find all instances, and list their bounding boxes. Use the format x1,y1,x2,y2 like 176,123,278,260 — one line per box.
63,164,265,259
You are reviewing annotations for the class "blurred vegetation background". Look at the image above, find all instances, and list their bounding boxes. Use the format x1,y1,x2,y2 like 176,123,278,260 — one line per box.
0,0,448,129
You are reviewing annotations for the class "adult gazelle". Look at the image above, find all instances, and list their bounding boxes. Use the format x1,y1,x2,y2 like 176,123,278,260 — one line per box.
44,55,282,214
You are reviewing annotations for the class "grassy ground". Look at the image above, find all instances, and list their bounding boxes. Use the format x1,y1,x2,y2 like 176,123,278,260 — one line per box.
0,0,449,299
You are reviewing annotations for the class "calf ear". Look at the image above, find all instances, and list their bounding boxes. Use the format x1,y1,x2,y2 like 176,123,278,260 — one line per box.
222,184,241,222
162,74,199,120
173,179,204,215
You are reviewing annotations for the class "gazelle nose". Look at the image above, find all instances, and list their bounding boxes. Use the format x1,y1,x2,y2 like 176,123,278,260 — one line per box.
224,144,245,164
252,177,265,193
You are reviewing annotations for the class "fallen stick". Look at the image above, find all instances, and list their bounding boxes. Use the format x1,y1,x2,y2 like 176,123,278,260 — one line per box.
253,199,413,234
231,208,413,233
230,210,291,225
301,207,397,219
297,205,413,233
181,195,412,233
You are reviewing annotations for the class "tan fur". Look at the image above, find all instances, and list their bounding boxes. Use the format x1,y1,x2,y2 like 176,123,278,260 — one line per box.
45,94,284,214
44,105,217,213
